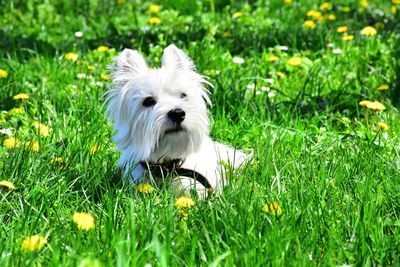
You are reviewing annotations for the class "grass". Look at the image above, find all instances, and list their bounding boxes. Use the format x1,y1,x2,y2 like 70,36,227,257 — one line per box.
1,0,400,266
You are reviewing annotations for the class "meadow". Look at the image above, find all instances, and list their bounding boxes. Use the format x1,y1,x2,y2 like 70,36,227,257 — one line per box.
1,0,400,266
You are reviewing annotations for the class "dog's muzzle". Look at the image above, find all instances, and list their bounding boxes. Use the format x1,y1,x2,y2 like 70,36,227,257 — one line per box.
165,124,184,134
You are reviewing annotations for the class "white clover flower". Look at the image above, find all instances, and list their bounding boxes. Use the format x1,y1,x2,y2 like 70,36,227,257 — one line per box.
246,83,255,89
232,56,245,64
332,48,343,54
265,78,274,84
268,91,277,98
74,31,83,38
141,26,150,33
0,128,13,136
77,73,89,79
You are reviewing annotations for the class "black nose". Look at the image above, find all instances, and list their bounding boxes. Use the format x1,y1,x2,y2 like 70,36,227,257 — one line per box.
168,108,185,123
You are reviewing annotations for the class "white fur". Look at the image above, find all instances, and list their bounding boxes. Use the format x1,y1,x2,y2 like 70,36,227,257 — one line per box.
105,44,251,196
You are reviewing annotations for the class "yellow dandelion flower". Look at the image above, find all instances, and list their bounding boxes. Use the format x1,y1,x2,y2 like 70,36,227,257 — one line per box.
392,0,400,4
0,69,8,78
283,0,292,4
117,0,125,3
4,137,20,149
359,0,368,8
340,6,351,12
272,202,283,216
287,56,302,66
73,212,95,231
13,93,29,100
304,20,316,29
175,196,195,209
361,26,377,36
89,145,99,154
277,71,286,78
378,84,389,91
391,6,397,14
21,234,47,252
337,26,348,33
342,34,354,41
9,107,24,114
261,204,269,213
268,55,280,62
327,14,336,20
222,31,231,38
0,180,16,190
65,52,78,62
149,4,160,13
26,141,39,153
378,122,389,131
365,101,386,111
232,11,243,19
87,65,96,71
50,157,67,170
51,157,64,165
33,122,50,137
306,10,318,17
177,209,188,217
262,201,282,216
101,73,110,80
148,17,161,25
359,100,372,107
320,2,331,11
96,45,109,52
137,183,154,194
307,10,323,21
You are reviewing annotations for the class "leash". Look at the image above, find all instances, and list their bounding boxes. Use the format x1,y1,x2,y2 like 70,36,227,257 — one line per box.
140,159,213,190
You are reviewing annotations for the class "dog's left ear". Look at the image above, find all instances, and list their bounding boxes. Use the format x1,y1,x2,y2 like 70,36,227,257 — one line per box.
162,44,195,71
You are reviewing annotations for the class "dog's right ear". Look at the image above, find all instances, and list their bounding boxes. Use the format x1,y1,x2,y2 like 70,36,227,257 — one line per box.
109,49,147,85
162,44,195,71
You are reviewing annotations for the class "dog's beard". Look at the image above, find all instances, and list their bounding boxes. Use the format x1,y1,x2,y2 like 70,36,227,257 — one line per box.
149,125,205,163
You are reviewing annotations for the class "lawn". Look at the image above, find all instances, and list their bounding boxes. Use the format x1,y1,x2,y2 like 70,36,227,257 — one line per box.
1,0,400,266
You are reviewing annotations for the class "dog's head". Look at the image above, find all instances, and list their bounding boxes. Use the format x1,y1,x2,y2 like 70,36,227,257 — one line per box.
105,44,211,163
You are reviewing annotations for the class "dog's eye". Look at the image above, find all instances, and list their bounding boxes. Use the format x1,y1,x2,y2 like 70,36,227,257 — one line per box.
180,93,187,99
143,97,156,107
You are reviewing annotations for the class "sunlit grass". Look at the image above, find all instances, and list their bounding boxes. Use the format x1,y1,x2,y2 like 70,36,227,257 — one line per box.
1,0,400,266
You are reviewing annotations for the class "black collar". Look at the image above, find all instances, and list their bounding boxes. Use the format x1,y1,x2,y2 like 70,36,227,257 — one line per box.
140,159,213,190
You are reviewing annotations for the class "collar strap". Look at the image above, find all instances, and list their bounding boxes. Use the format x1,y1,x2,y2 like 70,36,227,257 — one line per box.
140,160,213,190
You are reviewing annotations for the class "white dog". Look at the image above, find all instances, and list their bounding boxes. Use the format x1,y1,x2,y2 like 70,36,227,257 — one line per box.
105,44,251,196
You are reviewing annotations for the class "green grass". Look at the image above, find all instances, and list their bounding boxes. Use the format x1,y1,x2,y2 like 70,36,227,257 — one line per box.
1,0,400,266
